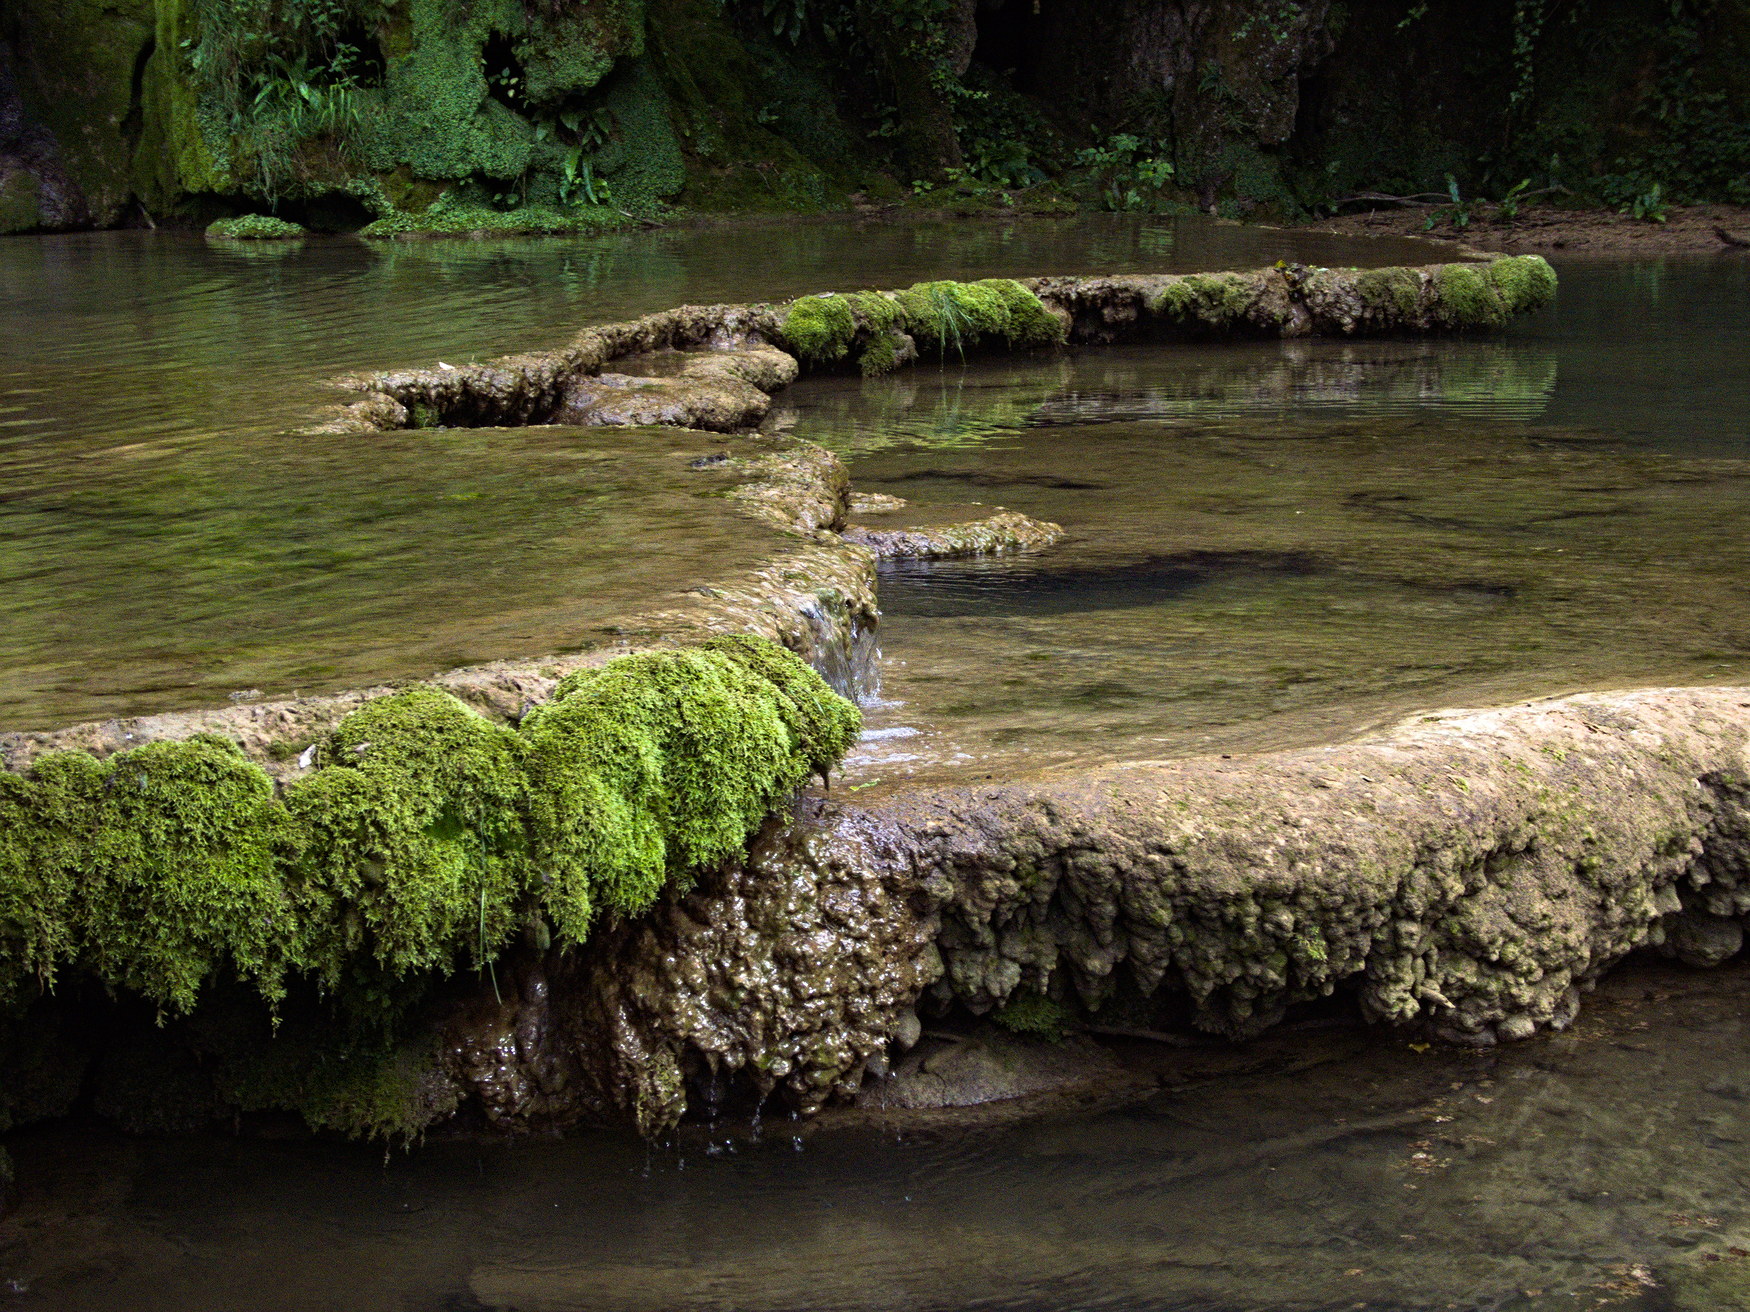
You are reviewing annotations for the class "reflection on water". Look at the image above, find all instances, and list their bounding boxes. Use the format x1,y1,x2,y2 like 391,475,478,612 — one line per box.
782,260,1750,785
0,217,1447,732
6,961,1747,1311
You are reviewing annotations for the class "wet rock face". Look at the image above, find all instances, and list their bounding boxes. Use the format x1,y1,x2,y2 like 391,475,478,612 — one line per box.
471,686,1750,1132
1022,0,1335,185
438,808,938,1135
552,346,798,432
0,46,85,233
895,688,1750,1048
1660,910,1745,969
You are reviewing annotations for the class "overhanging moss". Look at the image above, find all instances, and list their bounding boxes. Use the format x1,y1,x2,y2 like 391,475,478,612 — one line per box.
74,736,287,1016
283,688,530,990
0,636,858,1025
523,635,861,935
780,293,860,364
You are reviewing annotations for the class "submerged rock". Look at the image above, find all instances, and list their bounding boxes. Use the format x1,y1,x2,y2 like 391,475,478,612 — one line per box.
1660,910,1745,969
847,492,910,515
552,345,798,432
843,510,1064,559
856,1031,1134,1111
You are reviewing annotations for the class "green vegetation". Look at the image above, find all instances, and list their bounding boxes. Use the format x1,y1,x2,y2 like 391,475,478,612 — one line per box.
355,198,631,237
0,636,858,1024
522,635,861,937
780,278,1066,375
1432,255,1558,329
1154,271,1266,329
1146,256,1555,336
4,0,1743,229
992,990,1074,1043
205,213,307,238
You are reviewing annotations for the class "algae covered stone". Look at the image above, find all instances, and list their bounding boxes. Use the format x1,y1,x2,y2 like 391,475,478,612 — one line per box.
205,214,307,241
780,278,1065,374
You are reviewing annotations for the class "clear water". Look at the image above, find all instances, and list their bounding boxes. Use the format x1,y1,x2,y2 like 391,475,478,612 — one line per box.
0,426,772,729
0,217,1443,731
5,961,1747,1311
779,259,1750,786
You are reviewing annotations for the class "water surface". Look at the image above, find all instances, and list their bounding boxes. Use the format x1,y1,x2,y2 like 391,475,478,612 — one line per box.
0,216,1444,730
5,960,1746,1311
781,260,1750,785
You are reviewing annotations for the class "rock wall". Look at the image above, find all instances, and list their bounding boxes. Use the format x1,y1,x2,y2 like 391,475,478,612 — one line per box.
3,0,1743,231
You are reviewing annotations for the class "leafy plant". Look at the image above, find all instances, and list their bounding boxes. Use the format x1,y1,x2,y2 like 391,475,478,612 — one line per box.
1626,181,1668,223
1495,177,1533,220
1598,171,1672,222
1423,174,1475,230
559,147,612,208
1075,133,1175,211
186,0,376,202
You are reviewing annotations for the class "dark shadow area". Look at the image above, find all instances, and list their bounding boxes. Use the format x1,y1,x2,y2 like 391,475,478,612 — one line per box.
877,549,1324,618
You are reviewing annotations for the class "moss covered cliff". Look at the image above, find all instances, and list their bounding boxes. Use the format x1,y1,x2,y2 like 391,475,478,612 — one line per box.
2,0,1743,234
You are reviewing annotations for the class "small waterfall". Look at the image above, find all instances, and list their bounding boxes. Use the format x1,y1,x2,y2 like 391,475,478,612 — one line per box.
795,593,882,705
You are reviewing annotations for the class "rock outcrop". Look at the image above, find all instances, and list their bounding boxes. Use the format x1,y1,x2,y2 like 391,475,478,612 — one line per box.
320,258,1556,434
486,685,1750,1131
843,510,1064,559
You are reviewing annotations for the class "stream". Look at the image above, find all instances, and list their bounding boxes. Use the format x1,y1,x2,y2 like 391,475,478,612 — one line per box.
0,216,1438,731
2,219,1747,1311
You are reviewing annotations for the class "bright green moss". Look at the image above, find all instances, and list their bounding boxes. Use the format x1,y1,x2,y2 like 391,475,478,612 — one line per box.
0,758,87,1001
75,736,288,1015
784,279,1062,373
522,638,859,935
357,199,631,237
858,333,903,376
0,636,856,1026
1485,254,1558,313
205,214,307,240
1431,262,1509,329
780,293,860,363
973,278,1066,348
282,688,529,987
894,278,1066,357
1355,265,1423,318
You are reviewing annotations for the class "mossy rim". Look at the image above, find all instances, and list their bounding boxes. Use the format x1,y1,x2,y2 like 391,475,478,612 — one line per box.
0,635,859,1022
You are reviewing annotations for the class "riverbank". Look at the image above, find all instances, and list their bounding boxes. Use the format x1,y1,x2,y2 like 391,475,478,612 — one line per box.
1302,201,1750,255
